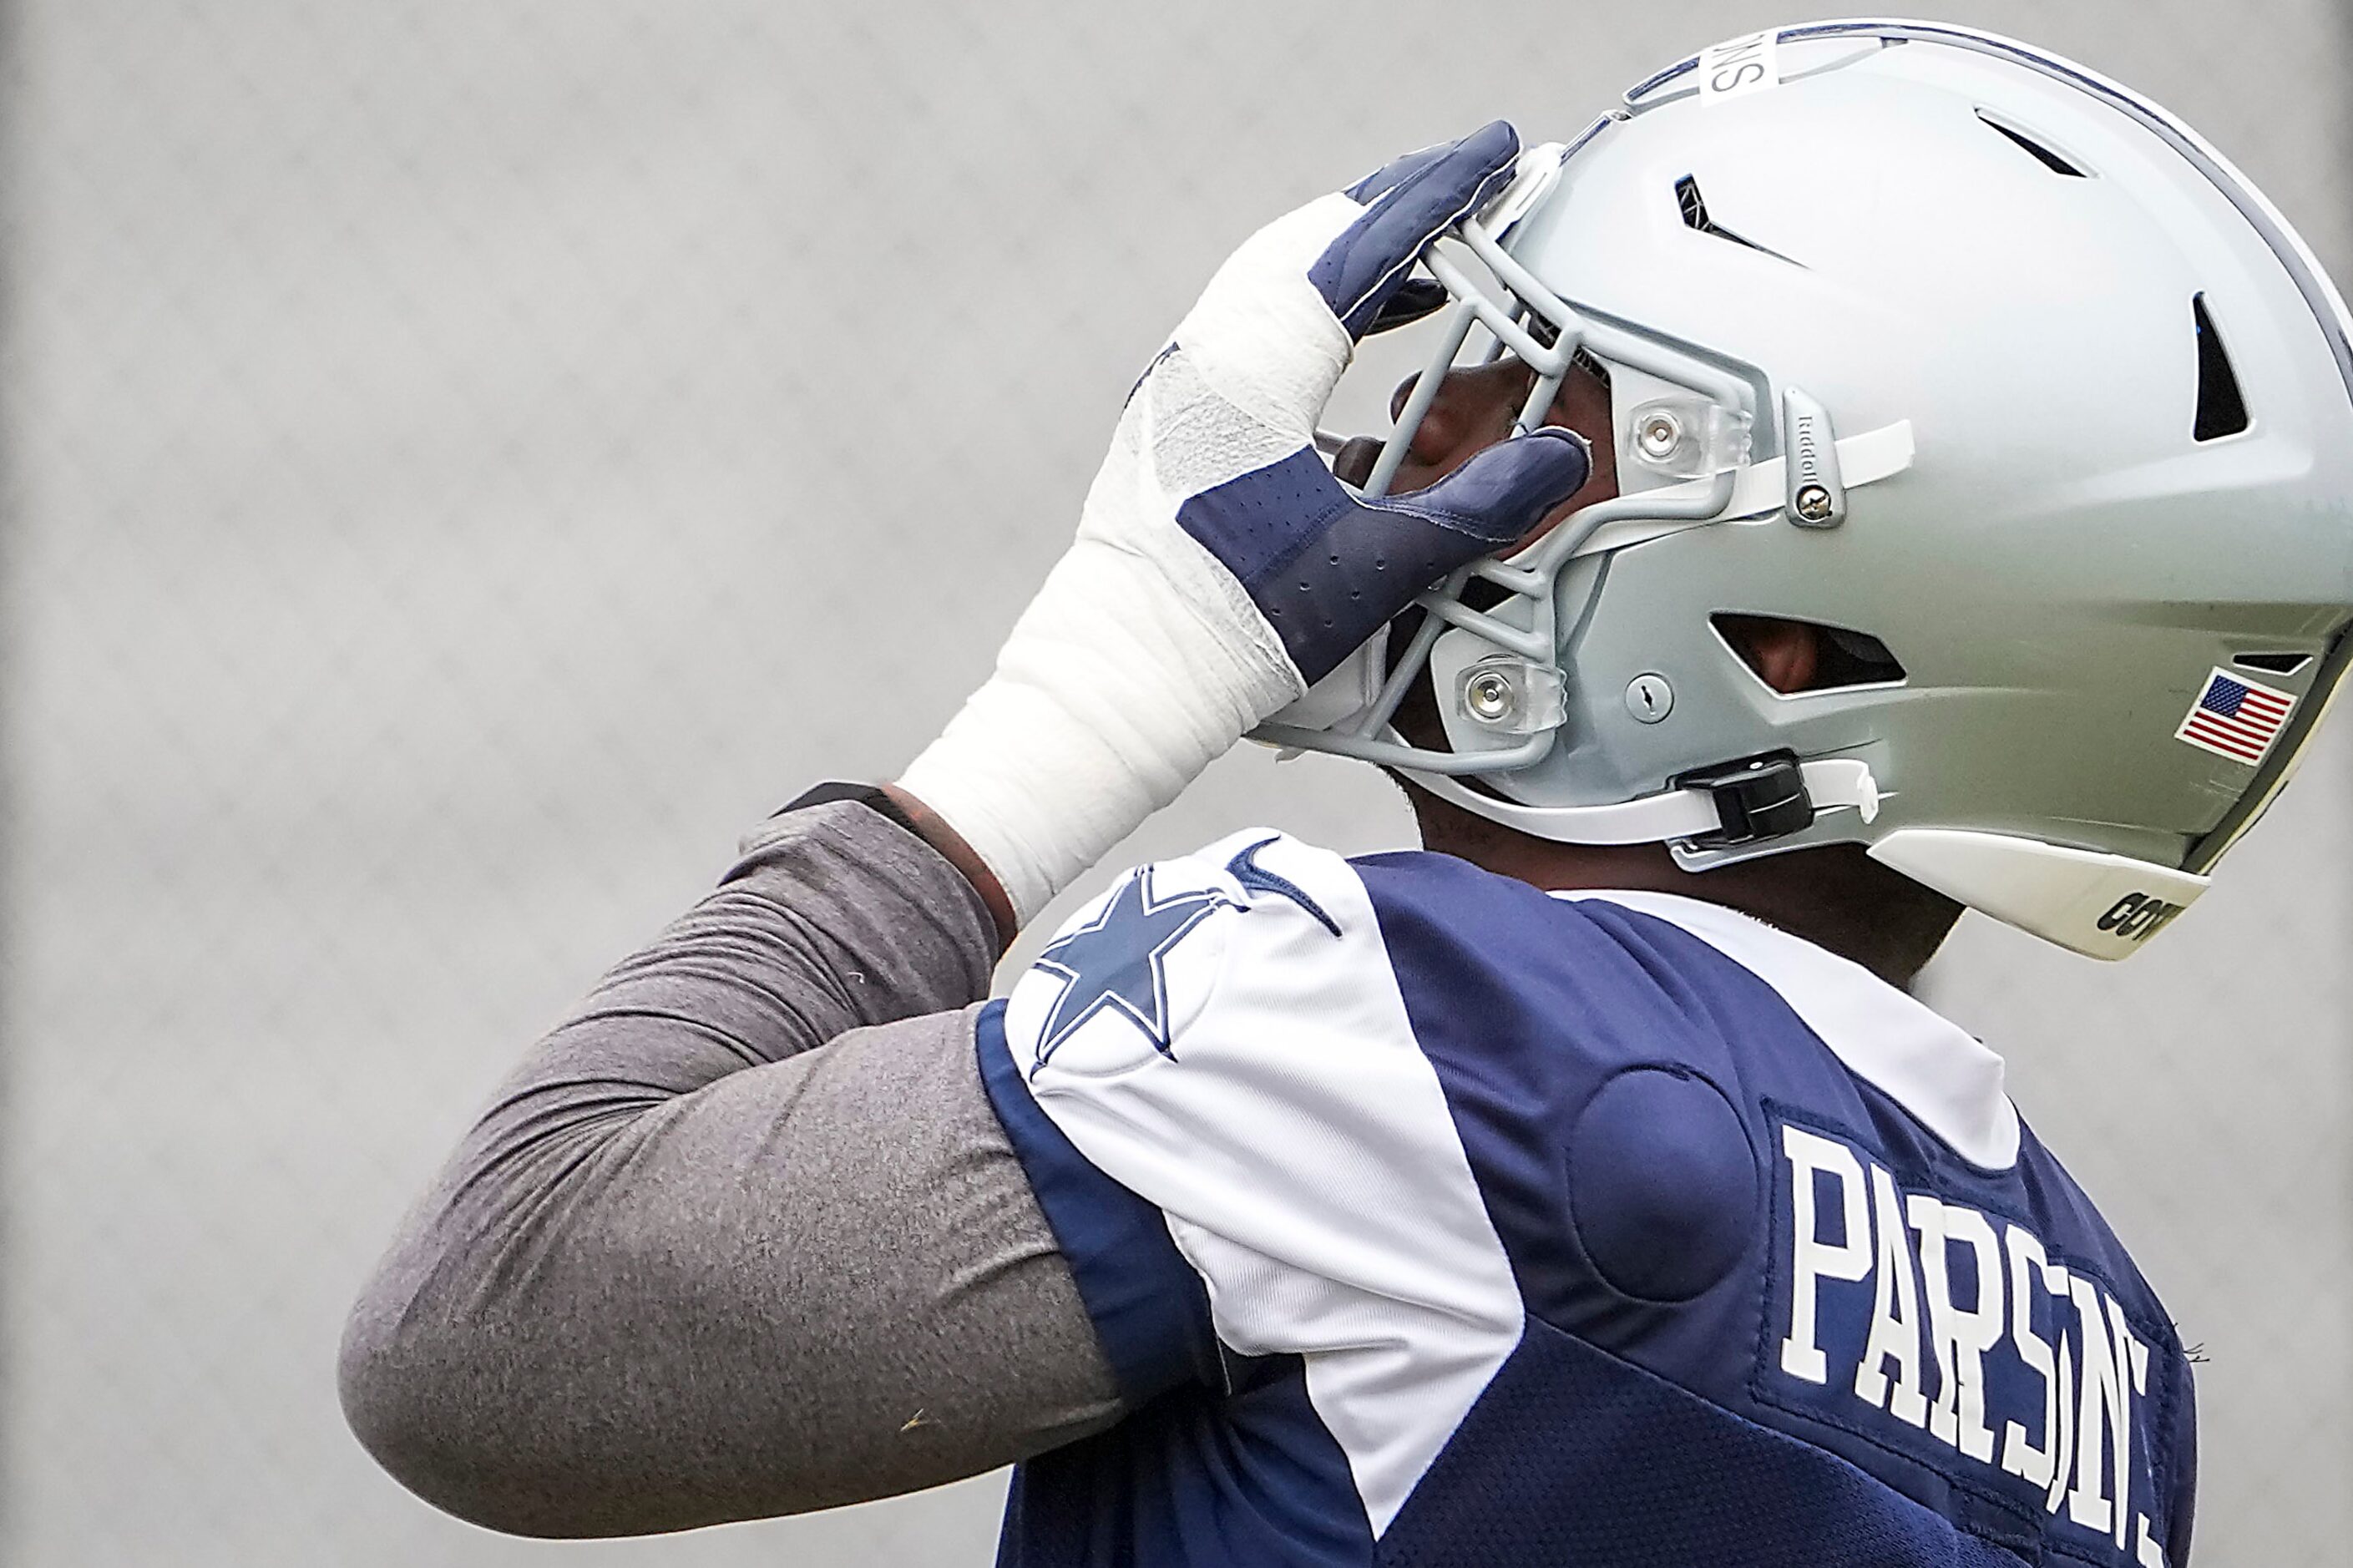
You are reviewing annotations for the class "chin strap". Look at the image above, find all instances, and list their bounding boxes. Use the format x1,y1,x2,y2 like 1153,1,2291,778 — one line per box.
1401,752,1882,848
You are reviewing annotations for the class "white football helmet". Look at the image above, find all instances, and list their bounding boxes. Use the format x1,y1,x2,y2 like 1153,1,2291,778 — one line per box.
1261,18,2353,959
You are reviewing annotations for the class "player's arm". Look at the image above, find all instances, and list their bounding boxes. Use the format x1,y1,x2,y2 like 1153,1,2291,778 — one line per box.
341,123,1585,1540
338,799,1120,1537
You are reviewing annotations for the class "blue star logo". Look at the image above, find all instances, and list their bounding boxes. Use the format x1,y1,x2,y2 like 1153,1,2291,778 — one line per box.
1030,869,1232,1073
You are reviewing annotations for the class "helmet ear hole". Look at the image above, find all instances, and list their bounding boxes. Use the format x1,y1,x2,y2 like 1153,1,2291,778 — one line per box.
1713,615,1905,693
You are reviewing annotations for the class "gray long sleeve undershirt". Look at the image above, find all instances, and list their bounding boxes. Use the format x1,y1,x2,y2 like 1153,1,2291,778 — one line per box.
339,802,1126,1539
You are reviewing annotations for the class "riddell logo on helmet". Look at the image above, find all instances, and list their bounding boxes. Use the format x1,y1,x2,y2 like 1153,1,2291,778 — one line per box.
2097,893,2185,943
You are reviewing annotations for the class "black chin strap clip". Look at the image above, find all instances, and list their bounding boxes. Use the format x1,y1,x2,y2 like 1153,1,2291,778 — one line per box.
1672,751,1815,849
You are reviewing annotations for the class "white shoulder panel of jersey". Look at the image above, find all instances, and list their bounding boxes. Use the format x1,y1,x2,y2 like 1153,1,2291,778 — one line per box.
1556,889,2022,1171
999,829,1521,1536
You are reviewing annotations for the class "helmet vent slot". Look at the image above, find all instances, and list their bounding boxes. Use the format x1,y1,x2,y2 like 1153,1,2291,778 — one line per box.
2234,651,2311,675
2192,294,2251,441
1974,110,2086,176
1673,175,1801,266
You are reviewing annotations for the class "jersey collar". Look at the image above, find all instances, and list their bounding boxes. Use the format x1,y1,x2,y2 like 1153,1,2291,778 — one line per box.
1550,888,2022,1171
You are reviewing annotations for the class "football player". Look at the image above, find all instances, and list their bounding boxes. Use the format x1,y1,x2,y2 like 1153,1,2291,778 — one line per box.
343,22,2353,1566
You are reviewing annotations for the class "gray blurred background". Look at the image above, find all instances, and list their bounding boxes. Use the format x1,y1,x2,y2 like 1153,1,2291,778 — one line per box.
1,2,2345,1563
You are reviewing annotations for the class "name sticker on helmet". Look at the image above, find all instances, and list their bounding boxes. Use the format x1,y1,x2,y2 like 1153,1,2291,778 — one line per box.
1698,30,1782,106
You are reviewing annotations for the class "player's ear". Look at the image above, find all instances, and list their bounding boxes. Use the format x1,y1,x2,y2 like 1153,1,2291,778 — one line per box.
1717,615,1822,695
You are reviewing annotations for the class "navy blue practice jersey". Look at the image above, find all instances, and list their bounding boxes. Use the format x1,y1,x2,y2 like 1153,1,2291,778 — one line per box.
976,832,2197,1567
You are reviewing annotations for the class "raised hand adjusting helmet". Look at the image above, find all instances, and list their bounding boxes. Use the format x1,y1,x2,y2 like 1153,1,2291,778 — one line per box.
1261,18,2353,959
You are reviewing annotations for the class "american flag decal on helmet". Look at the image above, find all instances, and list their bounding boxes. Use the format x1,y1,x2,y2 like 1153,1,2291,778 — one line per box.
2175,667,2296,765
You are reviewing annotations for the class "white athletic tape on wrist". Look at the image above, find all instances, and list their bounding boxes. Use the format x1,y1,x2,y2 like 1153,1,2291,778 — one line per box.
898,529,1302,926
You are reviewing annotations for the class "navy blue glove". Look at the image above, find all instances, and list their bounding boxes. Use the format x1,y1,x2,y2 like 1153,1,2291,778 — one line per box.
1164,119,1591,681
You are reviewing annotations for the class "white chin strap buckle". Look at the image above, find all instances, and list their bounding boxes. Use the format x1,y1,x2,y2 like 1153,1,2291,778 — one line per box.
1404,752,1882,848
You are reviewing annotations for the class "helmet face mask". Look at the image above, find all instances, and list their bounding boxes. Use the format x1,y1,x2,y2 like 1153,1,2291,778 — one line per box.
1263,18,2353,959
